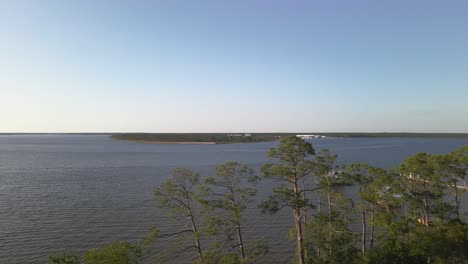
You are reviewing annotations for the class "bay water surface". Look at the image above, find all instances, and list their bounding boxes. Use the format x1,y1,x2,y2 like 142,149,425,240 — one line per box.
1,135,468,263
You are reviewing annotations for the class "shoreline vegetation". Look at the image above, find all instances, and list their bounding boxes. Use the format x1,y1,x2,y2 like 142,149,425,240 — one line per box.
110,133,279,144
110,133,468,144
130,140,217,145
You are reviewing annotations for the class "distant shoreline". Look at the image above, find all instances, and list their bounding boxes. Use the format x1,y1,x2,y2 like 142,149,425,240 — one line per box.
1,132,468,139
131,140,216,145
111,133,278,144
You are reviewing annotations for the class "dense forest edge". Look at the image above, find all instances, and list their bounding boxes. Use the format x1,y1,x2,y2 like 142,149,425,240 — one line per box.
110,133,468,144
49,136,468,264
111,133,279,144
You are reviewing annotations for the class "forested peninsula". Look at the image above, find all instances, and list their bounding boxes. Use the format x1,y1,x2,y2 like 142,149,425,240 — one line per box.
110,133,468,145
111,133,278,144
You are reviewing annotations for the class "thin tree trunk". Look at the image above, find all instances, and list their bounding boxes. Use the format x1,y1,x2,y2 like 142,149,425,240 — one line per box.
423,189,430,231
189,217,203,262
302,177,307,225
454,180,460,220
187,200,203,262
439,198,444,224
236,223,246,260
317,196,321,259
327,184,332,255
301,177,308,261
318,196,322,214
293,180,305,264
419,209,425,225
370,209,375,249
360,195,366,254
230,188,246,262
404,201,409,242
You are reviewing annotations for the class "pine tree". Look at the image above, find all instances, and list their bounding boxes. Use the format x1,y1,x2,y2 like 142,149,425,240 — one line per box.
199,161,259,263
154,168,204,262
260,136,315,264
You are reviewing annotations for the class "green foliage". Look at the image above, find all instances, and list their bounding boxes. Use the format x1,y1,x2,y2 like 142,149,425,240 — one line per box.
397,153,447,227
154,168,204,261
154,168,200,217
314,150,352,209
260,136,315,213
345,164,402,250
364,237,424,264
196,241,241,264
259,185,314,214
248,238,269,259
83,241,141,264
362,149,468,263
200,252,240,264
142,227,160,246
365,222,468,264
303,149,357,263
49,254,80,264
452,145,468,157
313,149,338,180
111,133,277,144
261,136,316,264
306,200,357,264
199,161,261,261
201,161,257,221
49,242,142,264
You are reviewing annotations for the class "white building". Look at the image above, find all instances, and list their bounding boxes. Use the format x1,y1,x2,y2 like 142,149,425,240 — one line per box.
296,134,325,139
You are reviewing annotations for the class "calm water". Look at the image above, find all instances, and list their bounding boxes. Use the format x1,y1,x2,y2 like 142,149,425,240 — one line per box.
1,135,468,264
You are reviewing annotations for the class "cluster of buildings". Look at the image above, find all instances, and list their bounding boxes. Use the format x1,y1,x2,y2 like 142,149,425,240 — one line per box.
227,133,252,137
296,134,327,139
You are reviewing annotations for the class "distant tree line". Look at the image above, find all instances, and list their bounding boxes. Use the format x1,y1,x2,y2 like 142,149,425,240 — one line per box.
50,136,468,264
111,133,278,144
111,133,468,144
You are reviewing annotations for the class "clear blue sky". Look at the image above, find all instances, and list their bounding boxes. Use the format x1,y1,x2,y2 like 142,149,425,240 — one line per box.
1,1,467,133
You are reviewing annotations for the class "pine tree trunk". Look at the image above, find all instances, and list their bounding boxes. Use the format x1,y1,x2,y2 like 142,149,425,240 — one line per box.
230,188,246,262
301,177,308,260
236,223,246,260
293,179,305,264
360,199,366,254
294,209,305,264
317,196,321,259
370,209,375,249
439,198,444,224
423,189,430,231
187,201,203,262
454,180,460,220
327,185,332,255
404,202,409,242
302,177,307,225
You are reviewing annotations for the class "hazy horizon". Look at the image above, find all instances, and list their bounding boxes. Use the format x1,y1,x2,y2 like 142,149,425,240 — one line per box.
2,1,468,133
2,131,468,135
